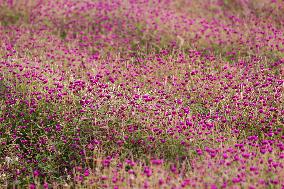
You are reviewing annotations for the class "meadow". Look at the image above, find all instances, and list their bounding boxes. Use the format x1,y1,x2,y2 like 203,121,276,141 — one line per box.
0,0,283,188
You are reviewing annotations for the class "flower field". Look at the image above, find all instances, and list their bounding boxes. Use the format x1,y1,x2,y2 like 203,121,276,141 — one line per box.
0,0,283,188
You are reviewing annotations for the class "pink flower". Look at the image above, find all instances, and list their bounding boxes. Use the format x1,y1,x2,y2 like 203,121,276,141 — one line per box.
33,170,40,177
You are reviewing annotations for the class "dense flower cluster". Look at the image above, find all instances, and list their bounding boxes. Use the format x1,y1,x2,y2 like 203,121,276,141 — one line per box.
0,0,283,188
